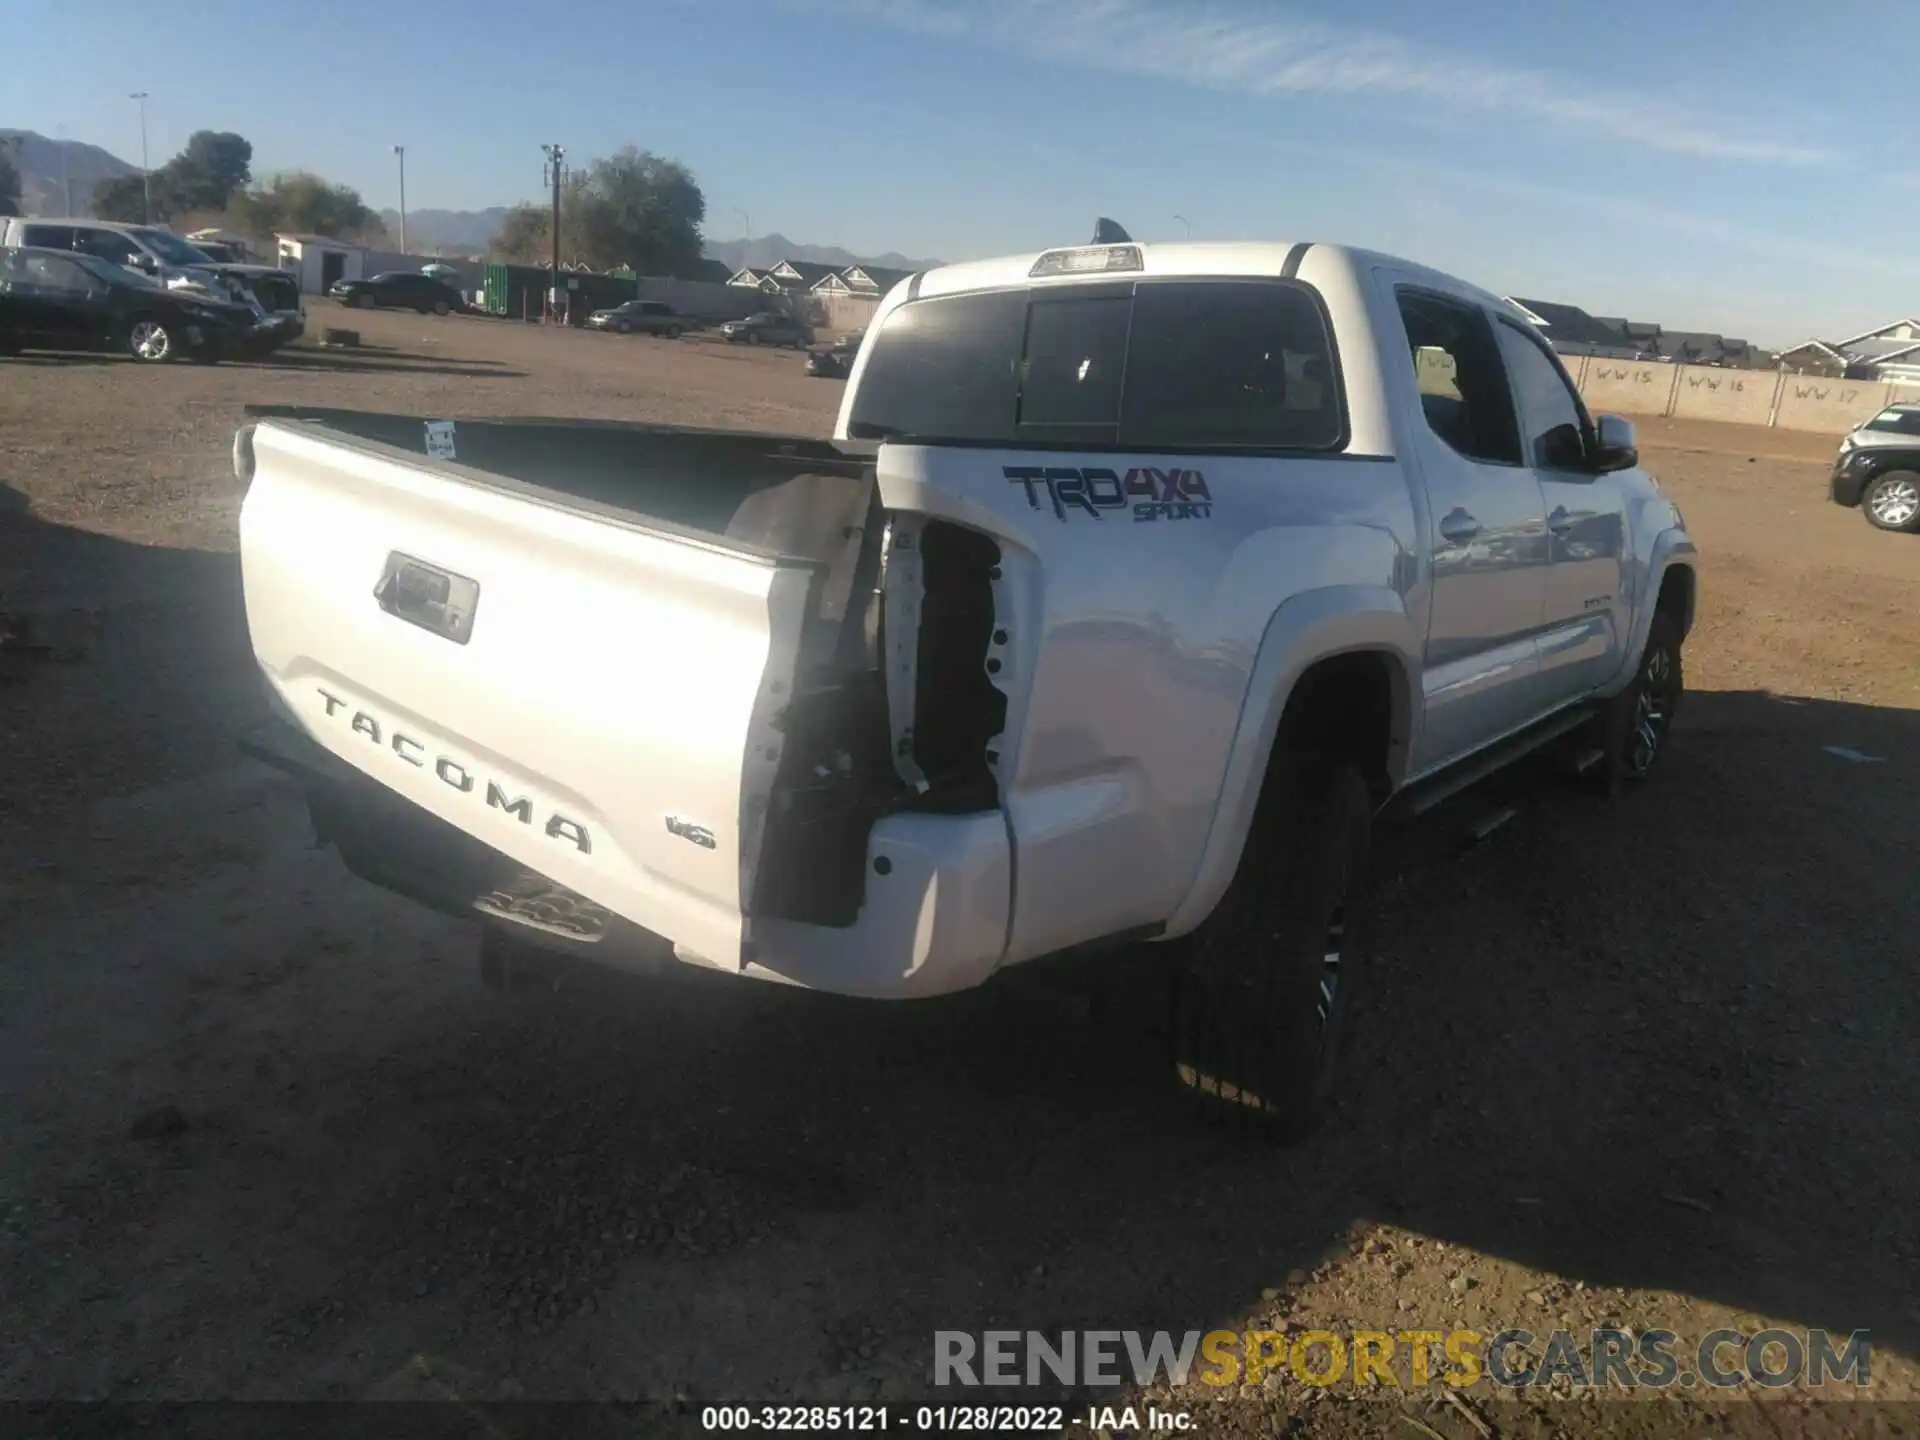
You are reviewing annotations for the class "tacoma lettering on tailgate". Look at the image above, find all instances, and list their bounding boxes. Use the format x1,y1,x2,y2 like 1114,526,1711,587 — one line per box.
316,687,592,854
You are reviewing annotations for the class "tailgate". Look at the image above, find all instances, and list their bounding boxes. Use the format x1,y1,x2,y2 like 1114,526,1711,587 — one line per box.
239,420,823,970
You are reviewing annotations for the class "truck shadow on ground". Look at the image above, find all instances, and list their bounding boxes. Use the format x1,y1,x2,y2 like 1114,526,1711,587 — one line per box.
0,353,118,368
0,484,261,815
2,482,1913,1403
237,348,527,380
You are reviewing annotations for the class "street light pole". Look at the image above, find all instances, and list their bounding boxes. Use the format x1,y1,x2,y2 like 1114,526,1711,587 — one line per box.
736,207,749,238
393,145,407,253
129,92,150,222
541,143,566,323
1173,214,1191,240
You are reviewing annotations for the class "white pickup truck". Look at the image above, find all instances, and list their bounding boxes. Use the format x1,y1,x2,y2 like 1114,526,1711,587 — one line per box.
236,232,1698,1138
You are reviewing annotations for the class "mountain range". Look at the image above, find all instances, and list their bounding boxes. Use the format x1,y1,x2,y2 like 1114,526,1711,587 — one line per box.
376,206,942,272
1,129,140,217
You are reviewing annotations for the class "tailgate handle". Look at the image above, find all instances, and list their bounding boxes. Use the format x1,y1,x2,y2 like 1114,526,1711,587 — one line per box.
374,552,479,645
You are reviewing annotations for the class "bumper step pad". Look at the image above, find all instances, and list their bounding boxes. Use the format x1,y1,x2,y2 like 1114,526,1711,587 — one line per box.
472,870,613,943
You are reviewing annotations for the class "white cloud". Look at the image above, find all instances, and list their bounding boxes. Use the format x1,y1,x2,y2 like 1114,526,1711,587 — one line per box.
786,0,1833,167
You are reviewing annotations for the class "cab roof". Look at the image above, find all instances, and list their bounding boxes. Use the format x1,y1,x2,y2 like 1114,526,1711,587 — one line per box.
911,240,1519,322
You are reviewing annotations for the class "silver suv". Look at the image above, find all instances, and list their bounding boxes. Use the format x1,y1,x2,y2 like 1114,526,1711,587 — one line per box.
0,218,248,305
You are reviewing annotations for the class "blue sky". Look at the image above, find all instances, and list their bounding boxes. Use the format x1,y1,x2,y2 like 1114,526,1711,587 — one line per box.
7,0,1917,345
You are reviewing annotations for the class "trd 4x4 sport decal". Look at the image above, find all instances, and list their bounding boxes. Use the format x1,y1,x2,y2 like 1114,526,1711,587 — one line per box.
1005,466,1213,522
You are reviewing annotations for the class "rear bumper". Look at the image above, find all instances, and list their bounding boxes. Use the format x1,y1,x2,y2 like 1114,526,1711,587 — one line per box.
240,717,1012,1000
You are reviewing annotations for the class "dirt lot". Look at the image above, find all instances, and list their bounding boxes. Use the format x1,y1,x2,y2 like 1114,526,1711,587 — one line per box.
3,305,1917,1437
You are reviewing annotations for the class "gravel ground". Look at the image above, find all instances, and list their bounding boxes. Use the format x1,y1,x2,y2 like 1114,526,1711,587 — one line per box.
2,308,1916,1437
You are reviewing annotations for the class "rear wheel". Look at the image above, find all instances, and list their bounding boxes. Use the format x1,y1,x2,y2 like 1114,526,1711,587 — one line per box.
665,325,682,339
126,318,175,363
431,299,451,316
1862,471,1920,532
1170,758,1371,1144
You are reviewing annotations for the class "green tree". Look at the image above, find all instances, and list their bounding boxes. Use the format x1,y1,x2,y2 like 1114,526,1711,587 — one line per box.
230,171,385,242
92,172,149,222
576,147,706,275
489,147,707,275
488,201,551,264
0,136,21,216
168,130,253,211
91,130,254,223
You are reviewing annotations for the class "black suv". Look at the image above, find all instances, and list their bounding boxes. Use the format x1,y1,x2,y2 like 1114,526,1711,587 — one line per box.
0,246,259,363
328,271,466,315
719,311,813,348
1830,404,1920,533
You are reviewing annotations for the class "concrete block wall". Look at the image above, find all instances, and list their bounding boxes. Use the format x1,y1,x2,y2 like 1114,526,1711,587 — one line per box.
632,278,767,321
1562,354,1909,436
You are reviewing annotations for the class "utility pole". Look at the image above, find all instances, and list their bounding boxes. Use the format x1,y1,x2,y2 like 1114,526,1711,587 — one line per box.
541,143,566,323
393,145,407,252
129,92,150,222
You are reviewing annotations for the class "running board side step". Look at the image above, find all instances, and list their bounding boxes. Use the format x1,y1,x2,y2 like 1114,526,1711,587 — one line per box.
1401,707,1595,817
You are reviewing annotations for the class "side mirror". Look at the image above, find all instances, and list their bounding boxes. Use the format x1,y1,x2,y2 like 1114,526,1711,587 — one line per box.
133,254,158,272
1593,413,1638,473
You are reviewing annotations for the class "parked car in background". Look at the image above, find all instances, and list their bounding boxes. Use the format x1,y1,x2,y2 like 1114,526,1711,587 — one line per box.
1831,403,1920,532
720,311,812,348
805,330,865,378
328,272,466,315
0,217,303,353
0,246,259,363
586,300,700,337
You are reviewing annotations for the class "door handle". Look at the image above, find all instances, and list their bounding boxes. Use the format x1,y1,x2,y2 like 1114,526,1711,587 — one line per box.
1548,506,1577,534
1438,510,1482,545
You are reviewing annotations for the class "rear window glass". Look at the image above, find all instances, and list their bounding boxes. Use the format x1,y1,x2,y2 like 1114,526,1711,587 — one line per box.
849,278,1344,450
1020,295,1130,427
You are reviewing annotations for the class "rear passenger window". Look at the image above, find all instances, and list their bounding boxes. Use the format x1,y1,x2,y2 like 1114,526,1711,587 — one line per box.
1396,290,1522,466
20,225,74,249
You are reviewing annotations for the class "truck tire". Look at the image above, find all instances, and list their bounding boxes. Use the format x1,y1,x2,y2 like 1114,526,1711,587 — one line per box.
1589,609,1684,793
1171,757,1371,1143
1862,471,1920,532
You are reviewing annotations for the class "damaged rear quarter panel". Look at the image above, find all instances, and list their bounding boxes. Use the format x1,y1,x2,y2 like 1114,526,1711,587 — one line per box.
873,443,1417,967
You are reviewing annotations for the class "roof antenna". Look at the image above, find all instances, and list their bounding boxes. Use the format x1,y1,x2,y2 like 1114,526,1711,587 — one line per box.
1091,217,1133,245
